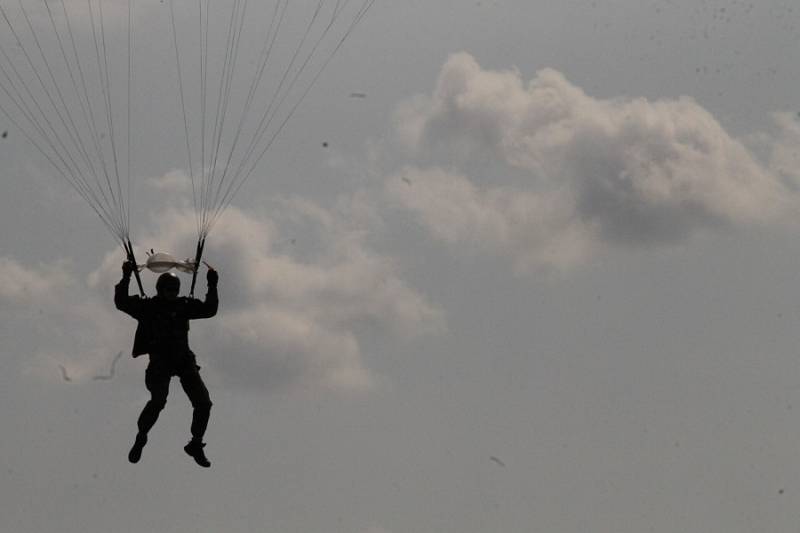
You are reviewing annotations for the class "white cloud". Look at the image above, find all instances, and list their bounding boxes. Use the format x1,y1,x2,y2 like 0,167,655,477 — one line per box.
764,111,800,189
86,197,443,393
217,305,369,391
3,182,442,393
145,169,192,193
387,167,591,272
388,53,798,272
0,258,73,302
0,256,130,383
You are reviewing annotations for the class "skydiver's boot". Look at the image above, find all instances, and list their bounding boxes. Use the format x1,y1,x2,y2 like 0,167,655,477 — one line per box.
184,439,211,468
128,432,147,464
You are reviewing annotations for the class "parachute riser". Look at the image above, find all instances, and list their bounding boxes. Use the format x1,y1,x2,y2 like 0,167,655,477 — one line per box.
189,237,206,297
124,239,146,297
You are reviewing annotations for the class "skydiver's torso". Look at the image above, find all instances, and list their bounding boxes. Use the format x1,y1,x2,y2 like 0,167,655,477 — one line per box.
140,296,195,368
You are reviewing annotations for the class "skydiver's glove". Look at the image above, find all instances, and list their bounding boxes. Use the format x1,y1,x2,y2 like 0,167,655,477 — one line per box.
122,260,135,279
206,268,218,288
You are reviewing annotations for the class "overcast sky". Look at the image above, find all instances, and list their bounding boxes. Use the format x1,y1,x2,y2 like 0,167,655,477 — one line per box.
4,1,800,532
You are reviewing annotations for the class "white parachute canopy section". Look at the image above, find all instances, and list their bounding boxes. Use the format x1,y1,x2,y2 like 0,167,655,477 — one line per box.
140,252,196,274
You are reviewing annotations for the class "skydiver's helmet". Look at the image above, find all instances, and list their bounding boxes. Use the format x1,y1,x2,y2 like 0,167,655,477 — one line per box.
156,272,180,297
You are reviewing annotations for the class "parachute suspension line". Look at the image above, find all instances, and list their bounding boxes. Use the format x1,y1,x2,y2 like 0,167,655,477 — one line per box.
202,0,247,238
189,236,206,298
85,0,124,236
0,0,378,252
204,0,377,236
0,1,134,244
44,0,115,218
0,4,91,195
202,0,299,235
126,0,134,235
94,0,128,239
200,0,230,236
16,0,96,184
87,0,126,238
234,0,325,171
199,0,218,241
123,239,146,297
85,0,131,241
0,39,80,185
172,0,378,238
62,0,129,242
57,0,121,231
192,0,285,237
0,72,120,240
0,97,123,241
199,0,210,237
204,0,323,236
0,1,129,241
202,0,286,236
212,0,249,183
209,0,256,236
23,0,108,211
168,0,200,238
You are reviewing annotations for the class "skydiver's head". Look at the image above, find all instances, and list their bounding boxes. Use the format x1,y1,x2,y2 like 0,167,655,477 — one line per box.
156,272,180,299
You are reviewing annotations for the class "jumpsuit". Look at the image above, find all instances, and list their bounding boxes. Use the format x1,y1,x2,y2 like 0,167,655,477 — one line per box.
115,275,218,440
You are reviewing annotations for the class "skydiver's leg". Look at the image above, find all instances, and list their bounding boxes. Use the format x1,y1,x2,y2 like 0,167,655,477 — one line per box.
179,365,212,441
180,364,213,467
138,365,171,435
129,365,170,463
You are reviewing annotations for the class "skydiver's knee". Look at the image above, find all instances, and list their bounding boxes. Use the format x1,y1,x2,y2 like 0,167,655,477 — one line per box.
147,396,167,411
194,397,212,411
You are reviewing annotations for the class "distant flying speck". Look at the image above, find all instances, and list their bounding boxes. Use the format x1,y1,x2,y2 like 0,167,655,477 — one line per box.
1,131,7,138
349,92,367,98
322,142,329,148
92,351,123,381
401,176,412,186
490,456,506,467
58,364,72,382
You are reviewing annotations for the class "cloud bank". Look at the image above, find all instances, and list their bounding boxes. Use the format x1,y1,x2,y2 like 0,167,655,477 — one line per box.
0,258,72,301
9,187,442,393
0,257,125,382
129,200,442,392
388,53,797,272
7,52,798,388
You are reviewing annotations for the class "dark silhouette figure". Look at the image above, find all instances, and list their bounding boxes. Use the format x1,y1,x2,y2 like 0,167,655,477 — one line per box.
115,261,219,467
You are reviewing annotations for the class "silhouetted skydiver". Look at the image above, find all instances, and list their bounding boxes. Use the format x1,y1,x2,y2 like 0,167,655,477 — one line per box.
115,261,219,467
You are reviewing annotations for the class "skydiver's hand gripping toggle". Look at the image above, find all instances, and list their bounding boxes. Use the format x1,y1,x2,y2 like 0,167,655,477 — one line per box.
122,260,136,279
206,267,218,288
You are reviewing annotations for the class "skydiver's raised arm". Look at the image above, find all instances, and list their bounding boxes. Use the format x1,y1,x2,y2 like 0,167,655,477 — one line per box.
115,261,145,319
186,268,219,320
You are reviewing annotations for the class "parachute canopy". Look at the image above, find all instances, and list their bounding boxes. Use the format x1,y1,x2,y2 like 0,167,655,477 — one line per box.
0,0,375,248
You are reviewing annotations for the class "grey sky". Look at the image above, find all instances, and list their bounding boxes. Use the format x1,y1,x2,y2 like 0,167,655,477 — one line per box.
4,1,800,532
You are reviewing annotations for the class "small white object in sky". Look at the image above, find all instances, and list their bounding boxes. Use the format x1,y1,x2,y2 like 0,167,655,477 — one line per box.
143,252,196,274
